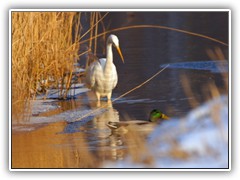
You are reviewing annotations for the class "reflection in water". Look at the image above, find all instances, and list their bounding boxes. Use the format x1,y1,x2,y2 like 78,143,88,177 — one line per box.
12,122,99,168
91,101,119,138
84,101,127,161
12,101,126,168
108,133,125,160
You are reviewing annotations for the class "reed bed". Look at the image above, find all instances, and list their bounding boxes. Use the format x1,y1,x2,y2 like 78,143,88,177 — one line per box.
12,12,80,121
11,12,107,121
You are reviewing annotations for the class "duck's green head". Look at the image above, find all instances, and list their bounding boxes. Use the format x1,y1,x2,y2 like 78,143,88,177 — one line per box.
149,109,169,122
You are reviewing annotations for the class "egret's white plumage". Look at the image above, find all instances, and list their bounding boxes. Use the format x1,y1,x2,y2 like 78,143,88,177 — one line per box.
86,34,124,102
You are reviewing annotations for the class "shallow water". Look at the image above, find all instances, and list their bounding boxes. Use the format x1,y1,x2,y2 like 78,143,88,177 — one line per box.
12,12,229,168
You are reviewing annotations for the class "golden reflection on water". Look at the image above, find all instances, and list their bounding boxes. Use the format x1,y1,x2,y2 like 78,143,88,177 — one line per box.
12,102,129,168
12,98,155,168
12,121,100,168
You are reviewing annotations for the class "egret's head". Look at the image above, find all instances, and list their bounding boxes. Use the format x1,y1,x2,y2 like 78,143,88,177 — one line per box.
149,109,169,122
108,34,119,46
108,34,124,63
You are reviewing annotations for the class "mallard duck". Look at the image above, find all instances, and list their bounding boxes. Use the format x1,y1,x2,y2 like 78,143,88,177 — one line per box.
106,109,169,133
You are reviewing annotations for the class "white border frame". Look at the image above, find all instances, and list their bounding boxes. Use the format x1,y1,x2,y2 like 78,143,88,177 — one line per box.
9,9,231,171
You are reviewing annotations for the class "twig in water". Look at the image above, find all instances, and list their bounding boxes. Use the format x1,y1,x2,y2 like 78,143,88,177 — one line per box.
79,25,228,47
73,64,169,122
112,64,169,103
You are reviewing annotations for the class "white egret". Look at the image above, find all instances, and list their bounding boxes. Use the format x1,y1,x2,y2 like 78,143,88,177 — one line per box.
86,34,124,102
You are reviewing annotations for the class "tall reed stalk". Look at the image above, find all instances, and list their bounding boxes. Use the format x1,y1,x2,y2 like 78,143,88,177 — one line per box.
12,12,82,121
12,11,108,122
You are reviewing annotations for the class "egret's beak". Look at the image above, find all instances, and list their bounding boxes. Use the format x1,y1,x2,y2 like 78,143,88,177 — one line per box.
162,114,169,120
116,46,124,63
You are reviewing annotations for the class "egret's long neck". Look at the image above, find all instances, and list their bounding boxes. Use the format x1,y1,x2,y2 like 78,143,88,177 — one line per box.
104,43,113,74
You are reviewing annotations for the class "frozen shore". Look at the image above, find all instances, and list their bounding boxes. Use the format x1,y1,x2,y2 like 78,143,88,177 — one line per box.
103,95,229,168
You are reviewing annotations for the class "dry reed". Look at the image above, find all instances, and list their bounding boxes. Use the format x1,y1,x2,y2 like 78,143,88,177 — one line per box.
12,12,81,121
11,12,107,121
79,24,228,47
181,47,228,108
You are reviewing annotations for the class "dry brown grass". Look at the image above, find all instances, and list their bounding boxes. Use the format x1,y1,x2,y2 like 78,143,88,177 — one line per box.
11,12,107,121
12,12,81,120
181,47,228,109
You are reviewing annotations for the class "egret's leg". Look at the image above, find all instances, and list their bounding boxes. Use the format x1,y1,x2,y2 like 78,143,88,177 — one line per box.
96,92,101,107
107,92,112,102
97,101,101,107
96,92,101,101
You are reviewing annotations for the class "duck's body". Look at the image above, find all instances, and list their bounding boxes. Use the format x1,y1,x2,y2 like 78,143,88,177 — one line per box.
106,109,169,133
106,120,154,134
85,34,124,102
